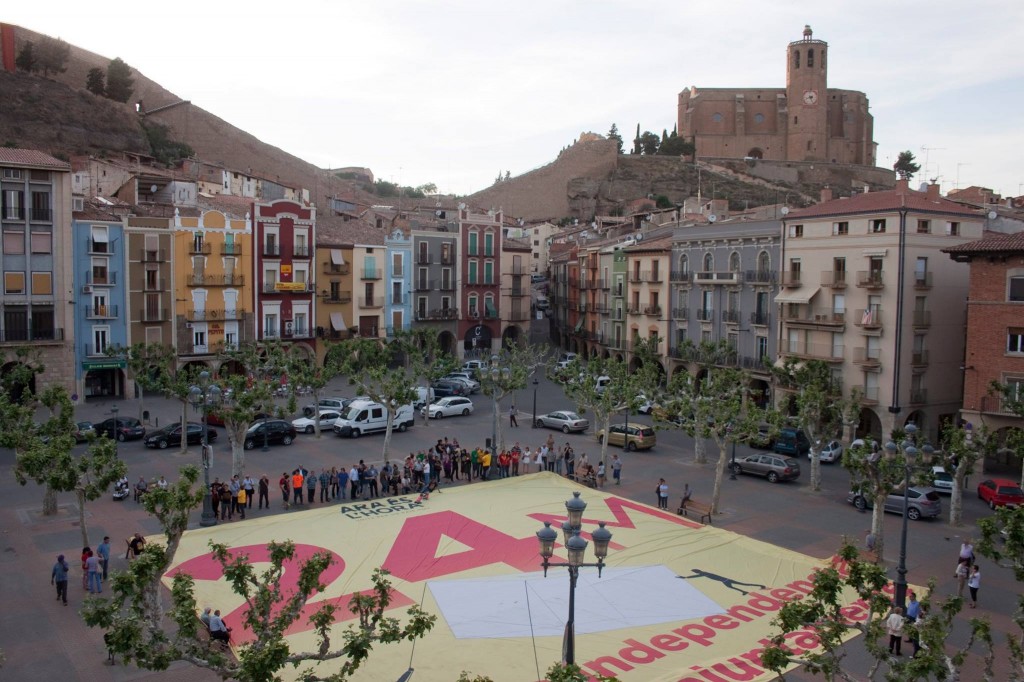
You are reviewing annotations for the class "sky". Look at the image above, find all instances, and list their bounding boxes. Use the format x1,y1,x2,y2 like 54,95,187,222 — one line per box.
6,1,1024,199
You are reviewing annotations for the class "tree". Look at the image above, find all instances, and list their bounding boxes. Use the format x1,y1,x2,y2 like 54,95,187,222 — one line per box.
35,36,70,77
633,123,642,154
403,329,458,426
657,135,696,157
762,541,995,681
15,41,36,72
81,466,435,680
282,341,345,439
770,358,860,492
479,342,547,452
894,150,922,181
977,505,1024,681
85,67,106,95
607,123,623,154
990,379,1024,488
415,182,437,195
939,420,994,526
638,131,660,155
105,57,135,103
107,342,176,424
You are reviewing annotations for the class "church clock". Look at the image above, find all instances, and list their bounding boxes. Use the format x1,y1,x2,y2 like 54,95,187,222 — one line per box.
802,90,819,105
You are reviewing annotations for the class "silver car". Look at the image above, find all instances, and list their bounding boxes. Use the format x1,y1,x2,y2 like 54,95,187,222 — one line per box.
444,373,481,393
535,411,590,433
847,486,942,520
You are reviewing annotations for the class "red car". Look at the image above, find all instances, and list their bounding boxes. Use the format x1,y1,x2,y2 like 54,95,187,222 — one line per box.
977,478,1024,509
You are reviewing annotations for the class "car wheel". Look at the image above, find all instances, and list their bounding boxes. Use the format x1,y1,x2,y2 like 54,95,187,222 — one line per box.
351,429,361,438
398,422,407,432
117,433,127,442
597,435,604,444
535,419,543,428
305,425,314,434
282,435,293,445
907,507,922,521
767,472,779,483
853,496,867,511
434,412,442,419
562,425,570,434
990,500,997,510
626,441,637,452
462,408,470,416
244,440,255,450
731,464,742,476
158,440,168,450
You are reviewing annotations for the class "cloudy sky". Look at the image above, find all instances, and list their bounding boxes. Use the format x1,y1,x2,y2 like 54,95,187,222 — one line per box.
7,1,1024,198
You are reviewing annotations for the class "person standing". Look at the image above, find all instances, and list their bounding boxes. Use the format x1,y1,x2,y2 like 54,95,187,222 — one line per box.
967,565,981,608
319,469,331,502
886,606,905,656
292,469,304,505
864,529,877,562
236,487,247,519
657,479,668,509
80,547,93,589
258,475,270,509
51,554,69,605
279,472,290,508
229,476,241,516
243,475,256,509
337,467,349,500
97,536,111,582
329,467,339,500
955,558,969,597
86,551,102,593
367,465,379,498
596,461,606,488
349,465,360,499
210,478,221,518
509,404,518,427
959,538,975,567
611,454,622,485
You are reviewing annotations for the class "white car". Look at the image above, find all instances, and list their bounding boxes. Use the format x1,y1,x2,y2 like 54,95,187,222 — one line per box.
931,466,954,494
444,372,481,393
462,360,487,374
636,394,659,415
422,396,475,419
812,439,844,463
292,410,343,434
535,411,589,433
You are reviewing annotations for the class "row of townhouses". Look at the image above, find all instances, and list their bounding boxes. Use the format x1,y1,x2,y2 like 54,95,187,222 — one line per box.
0,148,532,402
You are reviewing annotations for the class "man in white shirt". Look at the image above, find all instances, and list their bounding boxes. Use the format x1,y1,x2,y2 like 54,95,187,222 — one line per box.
209,609,231,643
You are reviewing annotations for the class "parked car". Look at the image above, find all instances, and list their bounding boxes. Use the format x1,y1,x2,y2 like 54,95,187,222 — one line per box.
413,386,435,410
730,454,801,483
596,424,656,451
422,396,475,419
931,466,954,495
813,440,844,463
773,427,811,457
462,360,488,375
444,372,481,393
531,273,547,283
431,379,467,397
291,410,343,434
243,420,297,450
73,421,96,443
977,478,1024,509
850,438,881,454
748,423,774,449
535,410,589,433
95,417,146,442
334,400,415,437
144,422,218,449
846,486,942,520
302,396,367,418
534,296,550,311
204,411,272,427
636,395,658,415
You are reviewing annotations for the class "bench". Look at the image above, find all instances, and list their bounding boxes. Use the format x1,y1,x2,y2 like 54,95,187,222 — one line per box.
678,499,713,525
570,472,597,488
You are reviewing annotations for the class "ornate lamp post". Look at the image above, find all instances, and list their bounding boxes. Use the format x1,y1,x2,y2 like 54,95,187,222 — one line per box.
886,422,933,608
188,370,222,528
532,377,539,428
536,491,613,665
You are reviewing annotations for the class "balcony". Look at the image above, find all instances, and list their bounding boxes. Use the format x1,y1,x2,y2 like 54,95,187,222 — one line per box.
186,308,247,321
599,280,610,290
587,330,605,343
439,279,455,291
507,264,527,275
672,307,689,320
283,323,312,338
509,287,528,297
612,309,624,320
821,271,847,288
88,240,114,255
911,350,929,367
626,304,642,315
141,249,167,262
853,347,881,366
262,243,281,257
644,304,663,316
858,386,880,404
914,272,933,290
744,270,775,285
909,389,928,405
670,270,690,283
780,271,802,288
139,308,168,322
416,308,458,321
361,297,384,308
629,271,643,283
85,271,116,286
143,278,163,292
186,274,245,287
749,311,769,326
644,271,663,283
323,262,351,275
390,294,407,306
693,271,741,285
414,278,434,292
484,307,500,320
321,291,352,304
0,327,63,344
85,305,119,319
912,310,931,328
721,309,740,324
593,303,610,314
853,308,883,329
417,253,433,265
980,395,1014,415
856,270,884,289
189,242,212,255
263,282,313,294
220,243,243,256
783,306,846,327
696,308,714,322
293,245,311,258
82,343,110,357
440,253,455,266
608,337,626,350
780,339,844,362
360,268,382,281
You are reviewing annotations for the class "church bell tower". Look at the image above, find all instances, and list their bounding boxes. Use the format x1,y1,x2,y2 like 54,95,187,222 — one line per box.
786,25,828,161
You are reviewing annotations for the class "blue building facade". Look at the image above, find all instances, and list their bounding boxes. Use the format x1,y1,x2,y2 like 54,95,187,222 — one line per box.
73,217,128,399
385,228,413,336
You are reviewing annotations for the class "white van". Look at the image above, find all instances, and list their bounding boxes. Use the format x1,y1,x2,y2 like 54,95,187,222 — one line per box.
413,386,435,410
535,296,550,311
333,400,415,438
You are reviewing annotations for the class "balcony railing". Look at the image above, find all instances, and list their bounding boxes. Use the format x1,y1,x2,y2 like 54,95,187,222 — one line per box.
694,271,741,285
821,270,847,288
626,305,642,315
141,249,167,262
263,243,280,257
749,311,769,326
629,272,643,283
416,308,458,321
914,272,933,289
780,271,802,288
721,309,740,323
89,240,114,255
390,294,407,305
856,270,884,288
858,386,880,404
853,347,881,365
644,304,663,316
780,339,844,362
361,297,384,308
139,308,168,322
696,308,714,322
911,350,929,366
323,262,351,275
187,274,245,287
82,343,109,357
670,270,690,282
783,306,846,326
220,243,243,256
186,308,246,321
439,279,455,291
415,279,433,292
189,242,212,255
510,287,528,297
484,308,500,320
672,307,689,320
321,291,352,303
283,323,311,338
980,395,1014,414
417,253,433,265
361,269,382,280
0,327,63,344
854,308,883,329
593,303,610,314
293,245,311,258
85,271,117,286
612,309,624,320
85,305,119,319
30,207,52,221
744,270,775,285
440,253,455,266
909,389,928,404
912,310,931,328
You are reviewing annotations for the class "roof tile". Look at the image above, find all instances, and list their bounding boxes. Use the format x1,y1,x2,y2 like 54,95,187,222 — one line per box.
0,148,71,170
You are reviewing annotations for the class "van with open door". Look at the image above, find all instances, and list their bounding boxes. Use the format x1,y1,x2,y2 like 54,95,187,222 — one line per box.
333,399,414,438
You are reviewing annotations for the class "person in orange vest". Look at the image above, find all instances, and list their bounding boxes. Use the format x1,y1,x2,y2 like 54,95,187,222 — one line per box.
291,469,304,506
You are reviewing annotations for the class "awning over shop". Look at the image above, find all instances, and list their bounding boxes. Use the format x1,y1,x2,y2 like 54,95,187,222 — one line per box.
330,249,346,265
330,312,347,331
773,286,820,305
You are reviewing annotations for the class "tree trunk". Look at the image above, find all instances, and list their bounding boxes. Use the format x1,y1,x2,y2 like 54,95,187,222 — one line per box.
694,435,707,464
809,451,822,492
42,485,58,516
950,476,965,527
178,403,189,455
494,395,505,452
871,495,886,563
599,413,611,467
381,410,394,463
710,441,728,514
77,488,90,548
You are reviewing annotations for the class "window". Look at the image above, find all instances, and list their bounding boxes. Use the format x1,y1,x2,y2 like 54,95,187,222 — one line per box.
917,219,931,234
418,241,428,263
484,232,494,257
946,221,960,236
3,229,23,254
756,336,768,359
193,329,207,349
30,231,51,253
679,254,689,275
703,253,713,271
915,257,928,285
808,48,814,67
468,261,478,285
793,49,800,68
1010,276,1024,302
871,219,886,233
391,281,403,305
757,251,770,273
468,231,478,256
485,294,496,317
833,221,849,236
788,224,803,238
2,169,23,179
484,261,493,284
31,272,52,295
3,189,23,219
729,252,740,272
93,327,109,355
30,191,50,220
4,271,25,294
468,294,478,317
392,252,403,277
1009,329,1024,354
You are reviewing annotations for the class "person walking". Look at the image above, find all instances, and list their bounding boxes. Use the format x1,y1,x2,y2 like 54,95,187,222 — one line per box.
611,454,622,485
97,536,111,582
955,558,969,597
86,551,102,593
864,529,877,562
279,472,290,509
51,554,69,605
258,475,270,509
967,565,981,608
886,606,905,656
509,404,518,428
657,479,669,510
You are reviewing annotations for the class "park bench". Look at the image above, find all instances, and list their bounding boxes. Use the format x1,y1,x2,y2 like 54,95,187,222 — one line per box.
677,499,713,525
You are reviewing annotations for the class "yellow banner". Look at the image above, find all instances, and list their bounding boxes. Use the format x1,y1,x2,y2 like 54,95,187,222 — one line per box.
274,282,307,291
164,473,881,682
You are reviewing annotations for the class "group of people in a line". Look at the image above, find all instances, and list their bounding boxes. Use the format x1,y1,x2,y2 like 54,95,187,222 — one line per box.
51,533,145,606
209,474,271,520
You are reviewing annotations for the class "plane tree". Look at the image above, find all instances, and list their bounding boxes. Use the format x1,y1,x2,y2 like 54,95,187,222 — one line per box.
480,342,547,453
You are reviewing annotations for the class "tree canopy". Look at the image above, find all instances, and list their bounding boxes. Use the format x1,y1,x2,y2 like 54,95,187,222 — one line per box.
105,57,135,103
894,150,922,181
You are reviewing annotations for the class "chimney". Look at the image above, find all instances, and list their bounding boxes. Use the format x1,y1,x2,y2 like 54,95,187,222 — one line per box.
820,187,833,203
926,183,941,200
894,179,909,194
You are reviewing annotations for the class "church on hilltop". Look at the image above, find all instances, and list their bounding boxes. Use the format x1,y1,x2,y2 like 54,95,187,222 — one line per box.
677,26,875,166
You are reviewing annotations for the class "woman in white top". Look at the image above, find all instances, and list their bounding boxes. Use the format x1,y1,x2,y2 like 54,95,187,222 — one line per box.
967,565,981,608
522,447,532,471
536,446,546,473
886,606,905,656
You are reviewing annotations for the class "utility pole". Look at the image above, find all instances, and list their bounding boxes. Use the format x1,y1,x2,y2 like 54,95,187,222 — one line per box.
920,145,945,183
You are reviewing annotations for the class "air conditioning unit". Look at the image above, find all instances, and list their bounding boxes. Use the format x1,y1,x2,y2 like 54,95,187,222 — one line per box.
81,285,93,294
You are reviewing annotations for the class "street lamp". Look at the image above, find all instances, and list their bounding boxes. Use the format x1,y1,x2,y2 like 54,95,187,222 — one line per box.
886,422,934,608
188,370,222,528
536,492,613,665
532,377,539,428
